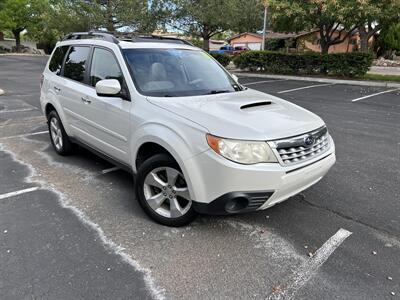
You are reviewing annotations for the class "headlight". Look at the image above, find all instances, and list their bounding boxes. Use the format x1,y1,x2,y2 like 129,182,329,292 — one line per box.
206,134,278,164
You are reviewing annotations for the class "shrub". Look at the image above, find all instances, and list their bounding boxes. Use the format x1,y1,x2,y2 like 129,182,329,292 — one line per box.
234,51,374,77
210,52,231,67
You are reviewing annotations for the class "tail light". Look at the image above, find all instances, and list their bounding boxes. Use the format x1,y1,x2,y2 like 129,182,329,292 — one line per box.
40,74,44,88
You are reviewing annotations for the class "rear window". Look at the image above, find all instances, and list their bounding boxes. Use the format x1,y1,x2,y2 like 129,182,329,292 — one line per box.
48,46,68,75
63,46,90,83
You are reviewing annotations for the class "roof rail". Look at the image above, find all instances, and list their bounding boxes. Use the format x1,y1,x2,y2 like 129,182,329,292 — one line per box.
62,31,194,46
62,31,119,44
115,32,194,46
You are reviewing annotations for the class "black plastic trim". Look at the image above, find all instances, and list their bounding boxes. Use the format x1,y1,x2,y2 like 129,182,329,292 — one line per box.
70,137,134,174
193,191,274,215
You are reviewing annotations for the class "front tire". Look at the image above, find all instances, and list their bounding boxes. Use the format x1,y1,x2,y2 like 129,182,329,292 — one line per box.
47,110,73,156
135,153,197,227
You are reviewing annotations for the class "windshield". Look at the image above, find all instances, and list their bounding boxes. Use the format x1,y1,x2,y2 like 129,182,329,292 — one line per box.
123,48,241,97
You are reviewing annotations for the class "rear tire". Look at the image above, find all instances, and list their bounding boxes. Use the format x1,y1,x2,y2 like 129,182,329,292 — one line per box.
135,153,197,227
47,110,73,156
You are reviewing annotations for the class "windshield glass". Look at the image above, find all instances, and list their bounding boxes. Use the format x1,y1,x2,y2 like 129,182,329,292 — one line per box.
123,48,240,97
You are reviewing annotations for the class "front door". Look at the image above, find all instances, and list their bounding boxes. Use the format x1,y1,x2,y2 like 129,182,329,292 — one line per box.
79,47,131,163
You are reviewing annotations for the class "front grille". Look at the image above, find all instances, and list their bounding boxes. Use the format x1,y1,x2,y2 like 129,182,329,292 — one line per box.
272,127,330,166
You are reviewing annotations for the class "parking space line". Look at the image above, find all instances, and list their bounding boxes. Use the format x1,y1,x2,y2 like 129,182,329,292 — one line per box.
351,88,400,102
0,187,40,200
243,79,288,86
101,166,120,174
268,228,352,300
0,130,48,140
0,108,37,113
277,83,335,94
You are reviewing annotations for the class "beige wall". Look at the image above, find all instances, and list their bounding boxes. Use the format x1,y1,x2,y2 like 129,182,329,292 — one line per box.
0,38,37,51
229,34,262,50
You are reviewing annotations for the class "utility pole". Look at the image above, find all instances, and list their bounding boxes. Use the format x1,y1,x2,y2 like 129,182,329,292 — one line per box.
261,0,269,50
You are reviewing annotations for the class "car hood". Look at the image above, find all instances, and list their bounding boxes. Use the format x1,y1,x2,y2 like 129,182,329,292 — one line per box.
147,89,325,140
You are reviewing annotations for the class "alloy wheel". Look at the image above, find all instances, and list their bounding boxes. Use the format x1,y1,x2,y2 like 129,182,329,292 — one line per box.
143,167,192,218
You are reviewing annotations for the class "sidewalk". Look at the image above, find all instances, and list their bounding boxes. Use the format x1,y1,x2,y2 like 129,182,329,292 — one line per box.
232,70,400,88
369,66,400,76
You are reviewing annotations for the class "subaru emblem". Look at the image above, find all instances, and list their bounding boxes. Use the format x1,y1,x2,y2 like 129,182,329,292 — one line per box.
304,136,315,146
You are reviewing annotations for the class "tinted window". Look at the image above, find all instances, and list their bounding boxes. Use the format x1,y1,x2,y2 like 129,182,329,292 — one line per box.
63,46,90,83
90,48,123,87
49,46,68,75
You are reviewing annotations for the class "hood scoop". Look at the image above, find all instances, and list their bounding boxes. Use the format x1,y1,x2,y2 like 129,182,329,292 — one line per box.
241,101,273,110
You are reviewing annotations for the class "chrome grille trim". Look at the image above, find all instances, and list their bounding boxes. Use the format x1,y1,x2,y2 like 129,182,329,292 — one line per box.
269,126,331,166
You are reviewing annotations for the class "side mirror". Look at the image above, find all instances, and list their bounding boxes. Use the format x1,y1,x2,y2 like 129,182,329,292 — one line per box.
231,74,239,82
95,79,121,96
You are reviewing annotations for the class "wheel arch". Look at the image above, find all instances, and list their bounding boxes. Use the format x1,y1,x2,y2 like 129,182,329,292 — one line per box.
131,124,207,202
42,99,72,136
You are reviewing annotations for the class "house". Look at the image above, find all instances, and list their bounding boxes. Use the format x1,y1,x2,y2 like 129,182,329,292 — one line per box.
227,30,368,53
227,32,264,50
296,30,366,53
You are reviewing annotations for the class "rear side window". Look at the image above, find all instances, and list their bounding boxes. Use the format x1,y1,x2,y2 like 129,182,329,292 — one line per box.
90,48,124,87
63,46,90,83
48,46,68,75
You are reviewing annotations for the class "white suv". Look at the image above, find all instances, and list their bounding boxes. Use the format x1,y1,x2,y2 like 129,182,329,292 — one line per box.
40,32,335,226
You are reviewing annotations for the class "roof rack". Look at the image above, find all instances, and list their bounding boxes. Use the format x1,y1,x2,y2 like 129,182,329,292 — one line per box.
62,31,119,44
62,31,193,46
118,33,194,46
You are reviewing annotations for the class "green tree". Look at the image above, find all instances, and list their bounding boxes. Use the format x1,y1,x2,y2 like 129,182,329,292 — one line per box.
230,0,264,33
0,0,48,52
378,23,400,56
169,0,238,51
269,0,361,54
95,0,168,33
354,0,400,52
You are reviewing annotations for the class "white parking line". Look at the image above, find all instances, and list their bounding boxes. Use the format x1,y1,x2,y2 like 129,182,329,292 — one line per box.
268,228,352,300
0,186,40,200
0,108,37,113
243,79,287,86
351,88,400,102
101,166,120,174
277,83,335,94
0,130,48,140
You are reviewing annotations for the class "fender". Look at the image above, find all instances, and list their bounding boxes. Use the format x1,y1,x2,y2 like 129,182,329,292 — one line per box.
131,122,209,201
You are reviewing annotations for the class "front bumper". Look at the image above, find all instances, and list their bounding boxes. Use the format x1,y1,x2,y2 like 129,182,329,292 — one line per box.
184,138,335,214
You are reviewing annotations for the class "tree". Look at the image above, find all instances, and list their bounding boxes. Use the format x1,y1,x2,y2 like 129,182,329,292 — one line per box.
377,23,400,57
230,0,264,33
354,0,400,52
269,0,361,54
94,0,168,33
0,0,47,52
168,0,238,51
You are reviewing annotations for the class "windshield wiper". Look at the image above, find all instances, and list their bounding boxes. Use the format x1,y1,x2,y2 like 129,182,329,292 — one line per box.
208,90,232,95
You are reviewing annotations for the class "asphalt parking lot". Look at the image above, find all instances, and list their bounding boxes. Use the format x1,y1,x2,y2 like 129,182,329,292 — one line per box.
0,55,399,299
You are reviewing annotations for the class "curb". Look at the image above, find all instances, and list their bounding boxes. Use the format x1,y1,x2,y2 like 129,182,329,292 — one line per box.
233,71,400,88
0,89,4,96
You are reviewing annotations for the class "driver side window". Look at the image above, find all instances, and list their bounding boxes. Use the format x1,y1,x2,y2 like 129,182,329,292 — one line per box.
90,48,124,87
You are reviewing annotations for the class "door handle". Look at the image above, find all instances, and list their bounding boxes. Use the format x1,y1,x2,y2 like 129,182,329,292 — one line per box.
54,86,61,92
81,97,91,104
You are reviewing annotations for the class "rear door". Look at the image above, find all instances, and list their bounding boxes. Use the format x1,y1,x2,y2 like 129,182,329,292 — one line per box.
59,45,93,137
79,46,131,163
44,45,69,116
